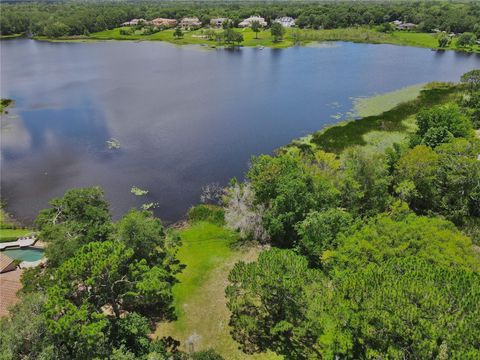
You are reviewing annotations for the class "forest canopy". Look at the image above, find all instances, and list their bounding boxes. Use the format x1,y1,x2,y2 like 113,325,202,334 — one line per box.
1,1,479,36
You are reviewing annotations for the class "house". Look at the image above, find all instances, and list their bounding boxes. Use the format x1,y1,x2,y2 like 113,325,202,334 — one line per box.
274,17,295,28
210,18,228,28
121,18,147,27
149,18,177,28
0,253,16,274
180,17,202,30
392,21,417,31
238,16,267,28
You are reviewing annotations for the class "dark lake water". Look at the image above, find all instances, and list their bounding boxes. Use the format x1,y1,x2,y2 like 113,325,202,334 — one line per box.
1,39,479,224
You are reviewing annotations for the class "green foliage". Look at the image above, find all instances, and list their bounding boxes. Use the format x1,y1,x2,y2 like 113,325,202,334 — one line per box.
270,23,285,42
174,27,183,39
116,209,180,270
191,349,225,360
250,20,261,39
227,251,480,359
340,147,392,216
0,293,51,360
336,257,480,359
457,32,477,48
187,204,225,225
226,249,323,358
461,69,480,91
396,145,439,210
329,211,479,272
247,152,339,247
415,104,472,147
437,33,450,48
223,27,243,46
35,187,112,268
295,209,353,266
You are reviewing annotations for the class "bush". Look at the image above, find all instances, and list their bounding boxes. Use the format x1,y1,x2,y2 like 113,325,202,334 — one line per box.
187,204,224,225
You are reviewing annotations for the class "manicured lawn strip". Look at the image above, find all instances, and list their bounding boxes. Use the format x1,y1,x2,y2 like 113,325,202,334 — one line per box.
0,229,31,242
311,83,460,154
170,221,238,323
156,221,278,359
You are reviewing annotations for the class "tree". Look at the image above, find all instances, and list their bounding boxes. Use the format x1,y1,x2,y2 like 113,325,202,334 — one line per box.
0,292,52,360
224,183,269,243
437,33,450,48
227,251,480,359
295,209,353,266
35,187,112,268
174,27,183,39
43,21,70,37
43,241,178,358
247,152,340,247
116,209,180,270
270,22,285,42
223,28,243,47
434,138,480,222
329,210,479,272
457,32,477,48
340,147,392,216
395,145,439,211
461,69,480,91
226,249,324,358
415,103,472,147
250,20,261,39
336,257,480,359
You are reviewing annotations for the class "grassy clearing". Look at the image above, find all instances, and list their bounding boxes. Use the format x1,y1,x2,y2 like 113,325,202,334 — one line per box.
156,221,279,359
309,83,460,154
0,209,31,242
0,229,32,243
41,26,479,53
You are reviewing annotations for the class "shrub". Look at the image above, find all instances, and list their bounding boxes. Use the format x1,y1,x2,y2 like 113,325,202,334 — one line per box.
187,204,224,225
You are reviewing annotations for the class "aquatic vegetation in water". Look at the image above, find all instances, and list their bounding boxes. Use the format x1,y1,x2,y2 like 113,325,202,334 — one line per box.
141,202,158,210
106,137,121,149
330,113,342,120
131,186,148,196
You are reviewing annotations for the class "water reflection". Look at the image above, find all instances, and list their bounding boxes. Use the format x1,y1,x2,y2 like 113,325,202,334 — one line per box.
1,39,479,224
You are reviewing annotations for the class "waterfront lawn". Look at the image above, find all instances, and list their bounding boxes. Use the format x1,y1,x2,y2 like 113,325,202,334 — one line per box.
0,229,31,243
156,220,278,359
311,83,459,154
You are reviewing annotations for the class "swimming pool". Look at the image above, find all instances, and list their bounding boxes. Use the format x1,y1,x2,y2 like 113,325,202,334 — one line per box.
3,247,45,262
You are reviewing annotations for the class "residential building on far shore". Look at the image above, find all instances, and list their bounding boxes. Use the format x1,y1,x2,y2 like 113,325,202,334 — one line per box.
121,18,147,26
238,16,267,28
150,18,178,28
391,20,417,30
210,18,228,28
274,16,295,27
180,17,202,30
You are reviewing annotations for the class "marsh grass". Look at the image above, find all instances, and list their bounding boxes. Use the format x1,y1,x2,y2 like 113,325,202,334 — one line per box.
311,83,459,153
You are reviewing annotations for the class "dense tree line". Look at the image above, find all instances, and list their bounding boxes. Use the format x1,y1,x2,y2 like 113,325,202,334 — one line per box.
0,188,223,359
223,70,480,359
1,1,479,37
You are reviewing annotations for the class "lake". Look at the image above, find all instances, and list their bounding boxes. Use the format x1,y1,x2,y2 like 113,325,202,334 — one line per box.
1,39,479,224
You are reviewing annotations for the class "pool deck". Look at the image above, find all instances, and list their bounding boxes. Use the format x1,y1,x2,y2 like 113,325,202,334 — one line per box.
0,236,37,250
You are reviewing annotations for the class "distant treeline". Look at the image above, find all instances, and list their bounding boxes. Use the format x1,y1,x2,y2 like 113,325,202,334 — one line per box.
1,1,479,37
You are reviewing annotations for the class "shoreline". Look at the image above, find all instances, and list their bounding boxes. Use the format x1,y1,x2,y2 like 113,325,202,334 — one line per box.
20,27,480,54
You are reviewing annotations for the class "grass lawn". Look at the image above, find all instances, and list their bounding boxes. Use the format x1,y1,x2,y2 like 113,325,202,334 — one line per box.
156,221,279,359
309,82,460,154
0,208,32,242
